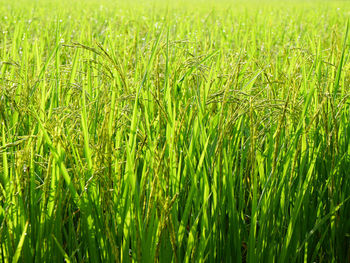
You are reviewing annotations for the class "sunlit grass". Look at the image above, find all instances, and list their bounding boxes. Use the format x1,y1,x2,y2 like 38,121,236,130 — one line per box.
0,0,350,262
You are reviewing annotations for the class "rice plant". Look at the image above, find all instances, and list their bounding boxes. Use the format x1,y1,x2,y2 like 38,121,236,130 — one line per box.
0,0,350,262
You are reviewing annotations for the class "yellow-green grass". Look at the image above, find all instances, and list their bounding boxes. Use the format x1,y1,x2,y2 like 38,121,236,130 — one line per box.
0,0,350,262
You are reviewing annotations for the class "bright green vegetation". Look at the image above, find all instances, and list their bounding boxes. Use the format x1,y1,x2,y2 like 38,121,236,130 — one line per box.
1,0,350,262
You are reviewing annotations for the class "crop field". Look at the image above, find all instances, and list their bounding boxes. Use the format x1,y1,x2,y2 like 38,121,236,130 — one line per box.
0,0,350,262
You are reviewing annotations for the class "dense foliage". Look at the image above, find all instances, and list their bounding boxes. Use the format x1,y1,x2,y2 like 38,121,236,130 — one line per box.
0,0,350,262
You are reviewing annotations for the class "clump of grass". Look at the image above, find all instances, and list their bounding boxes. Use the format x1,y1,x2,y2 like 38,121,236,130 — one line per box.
0,0,350,262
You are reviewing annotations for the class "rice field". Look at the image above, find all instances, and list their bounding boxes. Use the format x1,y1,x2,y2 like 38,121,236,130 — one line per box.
0,0,350,262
